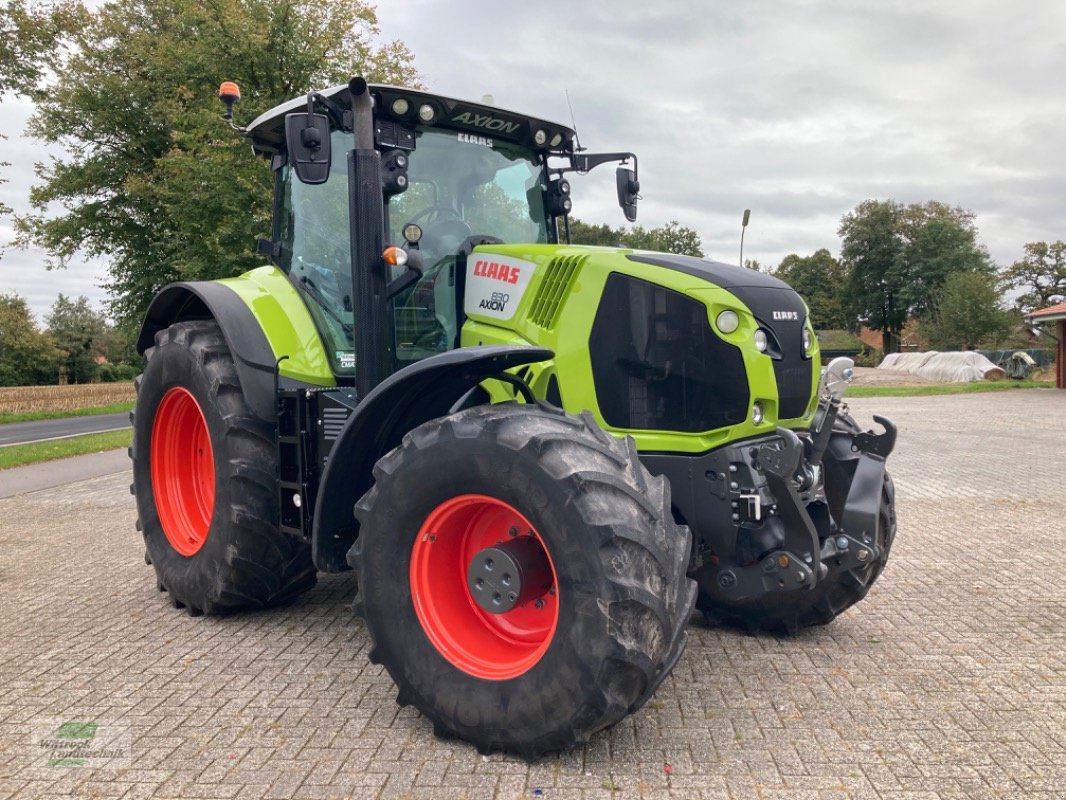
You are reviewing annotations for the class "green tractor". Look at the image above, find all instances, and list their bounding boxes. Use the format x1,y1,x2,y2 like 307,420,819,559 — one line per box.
131,78,897,758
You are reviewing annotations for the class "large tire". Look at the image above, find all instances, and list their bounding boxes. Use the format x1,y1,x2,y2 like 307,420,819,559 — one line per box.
131,319,316,615
350,403,696,759
698,412,897,633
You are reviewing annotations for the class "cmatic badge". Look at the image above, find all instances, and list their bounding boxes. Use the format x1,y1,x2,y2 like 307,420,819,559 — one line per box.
464,254,536,322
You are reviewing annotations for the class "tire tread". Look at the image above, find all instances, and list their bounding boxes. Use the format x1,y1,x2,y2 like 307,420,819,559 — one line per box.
131,319,315,615
351,402,696,758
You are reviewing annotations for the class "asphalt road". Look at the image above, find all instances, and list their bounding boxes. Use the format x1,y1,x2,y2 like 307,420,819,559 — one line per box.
0,412,130,447
0,389,1063,799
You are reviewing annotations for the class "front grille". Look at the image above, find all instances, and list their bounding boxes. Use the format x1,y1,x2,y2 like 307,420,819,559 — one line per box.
590,273,749,432
774,360,813,419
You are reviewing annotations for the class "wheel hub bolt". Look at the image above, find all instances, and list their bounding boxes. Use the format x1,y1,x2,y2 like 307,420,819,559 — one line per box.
777,554,791,568
857,549,870,562
836,536,849,550
718,571,737,589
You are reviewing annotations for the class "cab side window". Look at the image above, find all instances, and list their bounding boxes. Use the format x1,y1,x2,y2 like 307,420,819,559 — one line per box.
276,131,355,374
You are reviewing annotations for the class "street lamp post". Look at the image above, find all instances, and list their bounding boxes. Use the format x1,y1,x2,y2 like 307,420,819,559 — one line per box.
739,208,751,268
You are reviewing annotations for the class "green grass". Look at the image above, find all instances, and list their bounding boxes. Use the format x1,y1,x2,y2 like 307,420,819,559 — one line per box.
848,380,1054,397
0,429,132,470
0,402,134,425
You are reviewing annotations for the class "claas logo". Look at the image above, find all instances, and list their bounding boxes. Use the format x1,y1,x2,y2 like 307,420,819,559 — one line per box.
473,260,521,285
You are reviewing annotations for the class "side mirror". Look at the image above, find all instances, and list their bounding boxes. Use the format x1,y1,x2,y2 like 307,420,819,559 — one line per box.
284,112,331,184
616,166,639,222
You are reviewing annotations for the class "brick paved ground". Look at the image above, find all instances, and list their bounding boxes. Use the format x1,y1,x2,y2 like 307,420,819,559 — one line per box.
0,389,1063,799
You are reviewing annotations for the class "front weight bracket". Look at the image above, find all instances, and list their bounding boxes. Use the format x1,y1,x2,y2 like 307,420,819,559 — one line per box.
713,550,816,602
758,428,823,581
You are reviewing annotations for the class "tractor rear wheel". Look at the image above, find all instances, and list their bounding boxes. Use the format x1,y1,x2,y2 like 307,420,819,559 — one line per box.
698,412,897,633
131,319,316,615
350,403,696,759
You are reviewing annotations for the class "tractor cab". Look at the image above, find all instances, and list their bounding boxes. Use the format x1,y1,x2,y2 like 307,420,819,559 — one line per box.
245,82,637,383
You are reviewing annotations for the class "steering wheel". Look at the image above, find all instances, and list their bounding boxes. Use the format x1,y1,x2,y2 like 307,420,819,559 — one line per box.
409,203,462,226
408,205,472,256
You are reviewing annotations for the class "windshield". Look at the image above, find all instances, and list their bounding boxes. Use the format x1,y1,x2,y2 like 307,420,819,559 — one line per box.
388,127,548,362
388,127,549,254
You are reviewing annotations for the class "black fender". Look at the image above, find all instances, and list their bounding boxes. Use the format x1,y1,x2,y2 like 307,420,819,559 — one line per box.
311,345,554,572
138,282,279,420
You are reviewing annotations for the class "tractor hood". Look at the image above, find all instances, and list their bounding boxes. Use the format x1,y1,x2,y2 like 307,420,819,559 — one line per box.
459,243,819,448
627,253,793,291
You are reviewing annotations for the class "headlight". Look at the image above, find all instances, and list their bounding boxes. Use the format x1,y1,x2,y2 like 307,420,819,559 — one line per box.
802,327,813,355
751,402,764,425
716,310,739,334
754,329,768,352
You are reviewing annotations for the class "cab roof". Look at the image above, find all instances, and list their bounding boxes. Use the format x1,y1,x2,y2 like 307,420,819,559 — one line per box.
246,83,576,158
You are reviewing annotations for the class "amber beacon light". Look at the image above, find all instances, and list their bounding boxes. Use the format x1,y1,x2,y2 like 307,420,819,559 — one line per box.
218,81,241,120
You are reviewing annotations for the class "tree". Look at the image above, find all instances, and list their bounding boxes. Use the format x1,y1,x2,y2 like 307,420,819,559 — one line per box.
1005,241,1066,312
626,221,705,257
566,219,621,248
839,199,991,353
838,200,906,353
1,1,85,95
11,0,418,327
1,1,84,232
772,249,851,329
568,218,704,257
922,271,1013,350
0,294,65,386
0,145,9,234
896,202,993,316
46,294,110,383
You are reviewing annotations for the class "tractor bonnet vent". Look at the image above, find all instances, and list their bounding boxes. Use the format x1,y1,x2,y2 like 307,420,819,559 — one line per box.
528,255,585,329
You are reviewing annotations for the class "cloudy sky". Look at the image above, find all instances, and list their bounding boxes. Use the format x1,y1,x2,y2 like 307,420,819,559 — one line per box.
2,0,1064,320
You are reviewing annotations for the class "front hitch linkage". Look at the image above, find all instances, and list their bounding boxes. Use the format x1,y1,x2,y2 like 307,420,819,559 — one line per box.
714,414,897,603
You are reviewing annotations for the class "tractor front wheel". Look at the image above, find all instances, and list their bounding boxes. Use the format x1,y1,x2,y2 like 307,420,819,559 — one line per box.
131,320,316,615
350,403,696,759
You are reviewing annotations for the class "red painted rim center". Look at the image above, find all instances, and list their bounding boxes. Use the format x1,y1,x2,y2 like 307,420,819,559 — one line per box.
410,494,559,680
151,387,215,557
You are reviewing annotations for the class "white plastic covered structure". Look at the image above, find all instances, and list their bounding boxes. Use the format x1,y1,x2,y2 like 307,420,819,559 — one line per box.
878,351,1006,383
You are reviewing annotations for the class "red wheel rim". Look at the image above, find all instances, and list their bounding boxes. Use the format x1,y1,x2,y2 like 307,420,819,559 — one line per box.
410,494,559,680
151,387,215,557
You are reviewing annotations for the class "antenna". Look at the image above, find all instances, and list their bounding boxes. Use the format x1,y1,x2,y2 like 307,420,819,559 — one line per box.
565,89,586,152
